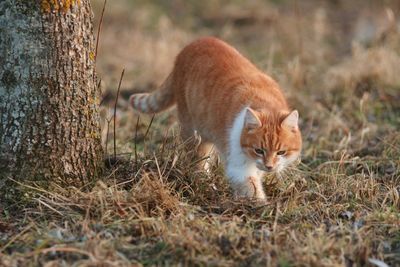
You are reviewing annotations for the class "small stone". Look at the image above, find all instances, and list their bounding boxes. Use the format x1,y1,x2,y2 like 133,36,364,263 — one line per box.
339,211,353,220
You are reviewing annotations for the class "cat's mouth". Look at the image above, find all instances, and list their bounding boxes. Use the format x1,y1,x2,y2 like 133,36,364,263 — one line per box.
256,164,276,173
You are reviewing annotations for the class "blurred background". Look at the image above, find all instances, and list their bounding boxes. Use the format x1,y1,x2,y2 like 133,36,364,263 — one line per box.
92,0,400,159
2,3,399,266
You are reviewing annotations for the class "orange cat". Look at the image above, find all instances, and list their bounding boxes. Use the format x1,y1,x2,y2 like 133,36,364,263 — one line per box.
129,37,302,200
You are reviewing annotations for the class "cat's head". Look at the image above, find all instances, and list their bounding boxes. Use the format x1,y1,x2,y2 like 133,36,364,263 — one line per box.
240,108,302,173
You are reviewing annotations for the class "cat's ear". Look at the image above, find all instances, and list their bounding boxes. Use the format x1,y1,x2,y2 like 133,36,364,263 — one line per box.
281,110,299,131
244,108,262,130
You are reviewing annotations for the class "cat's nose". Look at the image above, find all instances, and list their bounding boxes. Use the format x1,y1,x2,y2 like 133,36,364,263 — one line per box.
265,166,273,171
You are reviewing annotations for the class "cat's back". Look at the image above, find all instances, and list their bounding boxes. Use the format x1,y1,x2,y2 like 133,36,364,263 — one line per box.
172,37,286,108
173,37,255,76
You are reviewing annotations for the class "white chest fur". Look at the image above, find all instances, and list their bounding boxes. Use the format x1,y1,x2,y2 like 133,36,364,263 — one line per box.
225,107,263,182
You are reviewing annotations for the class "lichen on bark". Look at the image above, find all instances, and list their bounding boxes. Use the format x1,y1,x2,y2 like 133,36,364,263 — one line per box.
41,0,81,13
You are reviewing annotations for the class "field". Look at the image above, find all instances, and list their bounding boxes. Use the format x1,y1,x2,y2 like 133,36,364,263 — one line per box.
1,0,400,266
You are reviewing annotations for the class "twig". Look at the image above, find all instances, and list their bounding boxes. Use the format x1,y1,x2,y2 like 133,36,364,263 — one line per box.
143,114,155,140
105,116,112,158
7,177,70,202
35,197,63,216
95,0,107,62
0,223,34,253
272,202,280,240
134,115,140,167
160,127,171,164
113,69,125,160
154,153,164,184
33,247,96,261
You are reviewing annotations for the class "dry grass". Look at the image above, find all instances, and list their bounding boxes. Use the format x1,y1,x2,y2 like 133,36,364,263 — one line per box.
1,0,400,266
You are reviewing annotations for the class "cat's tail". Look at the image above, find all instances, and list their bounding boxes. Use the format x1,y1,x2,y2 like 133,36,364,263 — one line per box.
129,74,175,114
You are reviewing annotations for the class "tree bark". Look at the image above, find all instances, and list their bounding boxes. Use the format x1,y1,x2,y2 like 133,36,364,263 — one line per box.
0,0,103,186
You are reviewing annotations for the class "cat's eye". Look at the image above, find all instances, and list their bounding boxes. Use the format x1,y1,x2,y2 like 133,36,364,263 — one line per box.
254,148,264,155
277,150,286,156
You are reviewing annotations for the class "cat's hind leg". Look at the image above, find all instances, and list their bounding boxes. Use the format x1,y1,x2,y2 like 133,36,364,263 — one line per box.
178,111,214,172
196,141,215,173
181,129,215,172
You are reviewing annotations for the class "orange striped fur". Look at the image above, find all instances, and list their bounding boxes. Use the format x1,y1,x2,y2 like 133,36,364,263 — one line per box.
129,37,302,200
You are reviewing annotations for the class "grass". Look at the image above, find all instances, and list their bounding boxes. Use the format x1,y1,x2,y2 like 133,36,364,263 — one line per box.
1,0,400,266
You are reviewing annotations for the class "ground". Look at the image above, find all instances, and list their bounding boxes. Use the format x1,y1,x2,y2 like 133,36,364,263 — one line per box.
1,0,399,266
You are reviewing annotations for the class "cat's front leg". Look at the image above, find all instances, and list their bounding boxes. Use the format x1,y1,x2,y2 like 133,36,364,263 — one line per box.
227,166,266,200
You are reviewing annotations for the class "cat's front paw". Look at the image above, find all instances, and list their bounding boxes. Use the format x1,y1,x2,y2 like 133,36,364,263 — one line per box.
232,176,266,201
233,191,267,204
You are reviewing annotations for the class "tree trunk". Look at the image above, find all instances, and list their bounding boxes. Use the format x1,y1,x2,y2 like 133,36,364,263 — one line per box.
0,0,103,186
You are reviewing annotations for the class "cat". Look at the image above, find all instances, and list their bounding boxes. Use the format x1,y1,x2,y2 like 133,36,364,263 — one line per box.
129,37,302,200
